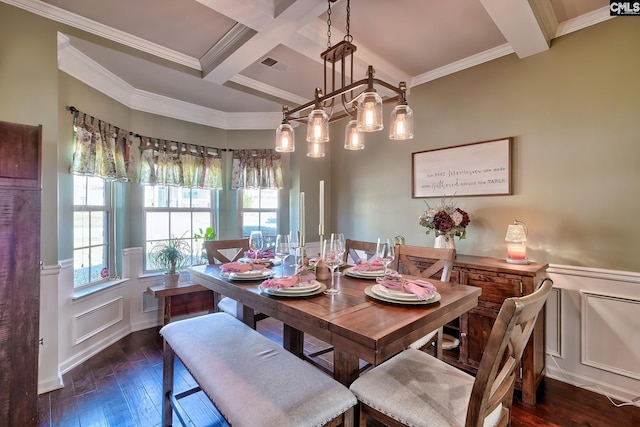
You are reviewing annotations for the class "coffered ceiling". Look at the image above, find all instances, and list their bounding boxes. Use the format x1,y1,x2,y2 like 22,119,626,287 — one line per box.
5,0,611,129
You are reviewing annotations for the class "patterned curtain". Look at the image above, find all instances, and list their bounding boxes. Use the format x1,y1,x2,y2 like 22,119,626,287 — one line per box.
138,137,222,189
231,149,284,190
70,110,137,182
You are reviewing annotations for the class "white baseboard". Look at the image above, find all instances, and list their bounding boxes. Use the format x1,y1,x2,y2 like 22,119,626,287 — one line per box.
38,374,63,395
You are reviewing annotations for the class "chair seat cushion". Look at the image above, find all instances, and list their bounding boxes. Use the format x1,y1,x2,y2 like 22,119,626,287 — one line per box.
350,348,475,427
161,313,356,427
217,296,262,317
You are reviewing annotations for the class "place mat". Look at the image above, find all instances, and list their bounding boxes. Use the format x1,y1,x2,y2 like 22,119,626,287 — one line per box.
260,282,326,297
220,269,273,281
344,267,396,279
364,285,441,305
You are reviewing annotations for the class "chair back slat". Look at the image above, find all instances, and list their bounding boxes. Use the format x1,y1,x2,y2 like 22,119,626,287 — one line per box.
392,245,456,282
204,238,250,265
343,239,378,264
465,278,553,427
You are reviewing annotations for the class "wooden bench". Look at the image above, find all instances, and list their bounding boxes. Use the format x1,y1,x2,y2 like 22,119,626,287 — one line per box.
160,313,357,427
147,280,215,325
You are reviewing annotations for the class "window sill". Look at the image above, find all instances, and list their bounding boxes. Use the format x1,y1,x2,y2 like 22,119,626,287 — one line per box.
72,278,129,301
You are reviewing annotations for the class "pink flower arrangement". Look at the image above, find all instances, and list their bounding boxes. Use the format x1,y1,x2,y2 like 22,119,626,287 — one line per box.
419,199,470,240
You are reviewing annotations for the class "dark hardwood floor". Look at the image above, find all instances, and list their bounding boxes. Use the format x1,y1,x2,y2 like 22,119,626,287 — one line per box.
38,316,640,427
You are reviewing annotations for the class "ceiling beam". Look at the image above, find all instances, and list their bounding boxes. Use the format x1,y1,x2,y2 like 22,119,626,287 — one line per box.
479,0,556,58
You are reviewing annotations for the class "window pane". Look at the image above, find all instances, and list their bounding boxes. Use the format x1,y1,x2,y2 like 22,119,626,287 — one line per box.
193,212,212,235
243,212,259,237
168,186,180,208
243,189,260,209
86,176,105,205
170,212,191,238
89,245,108,282
175,187,192,208
90,211,106,245
261,190,278,209
73,175,87,205
74,212,90,248
145,185,169,208
147,212,170,241
261,212,278,238
192,189,212,208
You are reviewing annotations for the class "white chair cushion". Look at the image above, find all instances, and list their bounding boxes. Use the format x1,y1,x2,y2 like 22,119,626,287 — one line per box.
350,348,475,427
217,296,263,317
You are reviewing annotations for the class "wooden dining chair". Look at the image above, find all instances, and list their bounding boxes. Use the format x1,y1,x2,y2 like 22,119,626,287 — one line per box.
350,277,553,427
204,238,268,328
392,244,456,358
343,239,378,264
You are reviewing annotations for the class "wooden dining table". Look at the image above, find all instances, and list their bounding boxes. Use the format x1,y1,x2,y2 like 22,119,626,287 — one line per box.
188,263,481,386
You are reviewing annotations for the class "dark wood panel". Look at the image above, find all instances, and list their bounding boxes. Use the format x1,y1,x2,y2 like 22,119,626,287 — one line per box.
0,121,42,187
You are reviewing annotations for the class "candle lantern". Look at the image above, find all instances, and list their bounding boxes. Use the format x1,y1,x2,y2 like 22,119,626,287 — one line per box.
505,220,529,264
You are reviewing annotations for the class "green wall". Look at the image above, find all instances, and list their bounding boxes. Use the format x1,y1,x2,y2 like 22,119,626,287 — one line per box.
1,2,638,272
331,18,640,271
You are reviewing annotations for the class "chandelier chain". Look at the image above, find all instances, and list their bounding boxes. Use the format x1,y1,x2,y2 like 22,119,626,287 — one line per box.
345,0,353,42
326,0,332,48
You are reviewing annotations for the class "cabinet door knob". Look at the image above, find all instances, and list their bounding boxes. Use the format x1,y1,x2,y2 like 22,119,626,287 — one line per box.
460,332,467,338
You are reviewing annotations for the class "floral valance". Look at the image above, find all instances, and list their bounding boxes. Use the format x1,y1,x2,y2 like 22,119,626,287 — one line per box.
70,110,137,182
138,137,222,189
231,149,284,190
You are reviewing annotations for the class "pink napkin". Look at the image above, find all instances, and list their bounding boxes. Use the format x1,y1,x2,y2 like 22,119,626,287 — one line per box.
262,267,316,289
244,250,274,259
220,262,263,273
353,259,385,271
376,276,437,300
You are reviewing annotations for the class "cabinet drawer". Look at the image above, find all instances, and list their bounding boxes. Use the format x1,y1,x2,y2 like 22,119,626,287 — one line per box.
460,271,521,308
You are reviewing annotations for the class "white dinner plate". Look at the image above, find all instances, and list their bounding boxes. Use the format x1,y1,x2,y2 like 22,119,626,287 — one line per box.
344,267,396,279
220,269,273,281
364,285,441,305
260,282,326,297
371,284,435,302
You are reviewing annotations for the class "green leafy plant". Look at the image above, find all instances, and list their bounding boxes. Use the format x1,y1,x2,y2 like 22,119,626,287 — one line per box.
193,227,216,261
150,236,191,275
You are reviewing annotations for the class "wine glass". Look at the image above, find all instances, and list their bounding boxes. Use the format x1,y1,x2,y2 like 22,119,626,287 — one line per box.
274,234,290,275
323,239,341,295
332,233,346,272
249,231,264,266
289,231,301,269
376,237,395,276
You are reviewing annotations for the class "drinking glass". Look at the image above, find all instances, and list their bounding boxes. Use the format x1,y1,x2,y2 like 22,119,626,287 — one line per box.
323,239,341,295
289,231,301,269
249,231,264,265
274,234,290,275
332,233,346,272
376,237,395,276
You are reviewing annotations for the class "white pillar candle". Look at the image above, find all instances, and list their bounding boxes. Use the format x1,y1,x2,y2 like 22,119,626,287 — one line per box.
319,180,325,235
300,192,305,246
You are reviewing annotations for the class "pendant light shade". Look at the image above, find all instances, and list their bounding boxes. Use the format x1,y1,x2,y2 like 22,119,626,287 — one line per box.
307,108,329,143
344,120,364,150
357,90,383,131
307,140,326,158
275,122,295,152
389,104,414,140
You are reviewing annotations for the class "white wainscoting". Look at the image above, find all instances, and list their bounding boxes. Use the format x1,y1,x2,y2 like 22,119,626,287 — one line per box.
546,264,640,404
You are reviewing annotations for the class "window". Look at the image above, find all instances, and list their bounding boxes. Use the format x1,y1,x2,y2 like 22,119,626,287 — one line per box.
73,176,112,287
240,189,278,248
144,185,214,271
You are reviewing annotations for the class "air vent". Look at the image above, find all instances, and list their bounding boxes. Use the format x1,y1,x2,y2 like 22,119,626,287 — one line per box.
260,57,287,71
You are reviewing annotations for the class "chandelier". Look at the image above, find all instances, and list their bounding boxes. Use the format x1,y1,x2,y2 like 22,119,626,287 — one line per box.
275,0,414,158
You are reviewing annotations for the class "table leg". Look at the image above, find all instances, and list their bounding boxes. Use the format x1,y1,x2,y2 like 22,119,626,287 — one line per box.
283,324,304,357
163,296,172,326
334,349,360,386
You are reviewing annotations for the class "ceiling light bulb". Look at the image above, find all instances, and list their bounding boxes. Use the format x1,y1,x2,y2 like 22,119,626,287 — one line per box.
307,109,329,143
307,140,325,158
357,91,383,132
275,122,295,152
389,104,414,140
344,119,364,150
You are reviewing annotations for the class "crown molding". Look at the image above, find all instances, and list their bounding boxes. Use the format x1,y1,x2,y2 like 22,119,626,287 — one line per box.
58,33,279,130
200,23,257,76
230,74,309,106
5,0,201,70
555,6,613,37
411,44,514,87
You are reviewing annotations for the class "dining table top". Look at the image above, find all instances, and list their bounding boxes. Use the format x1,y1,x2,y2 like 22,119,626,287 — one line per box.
188,263,481,385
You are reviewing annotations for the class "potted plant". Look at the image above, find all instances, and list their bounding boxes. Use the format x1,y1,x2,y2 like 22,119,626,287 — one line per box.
150,236,191,287
193,226,216,264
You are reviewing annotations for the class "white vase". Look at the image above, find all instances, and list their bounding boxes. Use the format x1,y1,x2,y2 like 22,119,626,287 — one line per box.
434,234,455,250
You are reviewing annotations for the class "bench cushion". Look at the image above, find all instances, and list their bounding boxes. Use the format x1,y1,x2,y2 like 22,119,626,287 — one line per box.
161,313,356,427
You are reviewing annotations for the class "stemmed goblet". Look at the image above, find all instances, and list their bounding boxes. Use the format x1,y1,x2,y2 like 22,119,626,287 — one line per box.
323,238,342,295
376,237,395,276
274,234,290,276
249,231,264,267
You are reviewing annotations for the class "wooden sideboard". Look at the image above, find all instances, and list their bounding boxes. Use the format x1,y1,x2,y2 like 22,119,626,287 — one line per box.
397,253,548,406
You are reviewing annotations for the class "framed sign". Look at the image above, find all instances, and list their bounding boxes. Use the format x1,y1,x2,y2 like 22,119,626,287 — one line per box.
412,137,512,198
